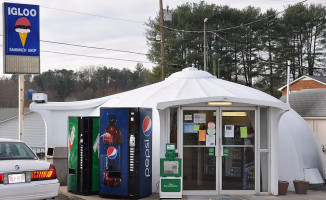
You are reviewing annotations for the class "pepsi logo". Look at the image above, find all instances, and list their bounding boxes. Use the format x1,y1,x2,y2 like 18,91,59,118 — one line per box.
107,147,118,159
142,116,152,136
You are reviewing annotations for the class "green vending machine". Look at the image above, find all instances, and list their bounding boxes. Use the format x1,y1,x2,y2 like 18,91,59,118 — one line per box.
68,117,100,195
160,143,182,199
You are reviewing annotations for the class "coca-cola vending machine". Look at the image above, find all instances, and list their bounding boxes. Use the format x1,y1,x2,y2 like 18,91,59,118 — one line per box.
99,108,152,198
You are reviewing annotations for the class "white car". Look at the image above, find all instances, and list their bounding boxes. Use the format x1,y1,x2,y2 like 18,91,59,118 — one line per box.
0,138,60,200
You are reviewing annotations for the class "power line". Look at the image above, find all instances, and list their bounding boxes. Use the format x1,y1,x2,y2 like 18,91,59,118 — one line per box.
4,0,310,35
0,44,155,64
0,34,148,56
210,31,255,59
211,32,277,67
40,40,149,56
212,0,308,32
41,50,155,64
1,0,146,25
41,6,145,24
161,0,308,33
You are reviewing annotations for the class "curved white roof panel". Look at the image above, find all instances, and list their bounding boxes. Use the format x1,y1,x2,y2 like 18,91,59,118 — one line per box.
30,95,111,110
31,68,289,113
89,68,289,116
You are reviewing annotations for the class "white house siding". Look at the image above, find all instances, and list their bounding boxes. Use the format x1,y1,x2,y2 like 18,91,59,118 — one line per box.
304,117,326,160
0,112,45,148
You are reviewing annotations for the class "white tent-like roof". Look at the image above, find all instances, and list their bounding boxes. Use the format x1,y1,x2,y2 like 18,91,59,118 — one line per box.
89,68,288,116
32,67,288,113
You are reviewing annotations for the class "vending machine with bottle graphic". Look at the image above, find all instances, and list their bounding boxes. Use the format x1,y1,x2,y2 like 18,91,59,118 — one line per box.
99,108,152,198
67,117,100,195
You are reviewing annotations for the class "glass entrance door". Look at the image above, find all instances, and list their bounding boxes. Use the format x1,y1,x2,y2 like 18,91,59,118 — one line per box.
183,109,217,191
220,110,256,191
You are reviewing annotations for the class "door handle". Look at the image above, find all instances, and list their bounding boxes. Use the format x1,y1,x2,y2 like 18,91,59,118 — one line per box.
215,138,221,157
219,137,223,157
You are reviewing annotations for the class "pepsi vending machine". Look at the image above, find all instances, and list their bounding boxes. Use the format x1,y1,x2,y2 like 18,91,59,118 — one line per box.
99,108,152,198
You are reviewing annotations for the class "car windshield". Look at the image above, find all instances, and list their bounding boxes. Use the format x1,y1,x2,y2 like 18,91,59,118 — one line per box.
0,142,37,160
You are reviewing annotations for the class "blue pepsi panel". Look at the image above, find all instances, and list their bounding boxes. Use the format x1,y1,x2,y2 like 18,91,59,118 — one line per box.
4,3,40,56
100,108,128,196
139,108,152,197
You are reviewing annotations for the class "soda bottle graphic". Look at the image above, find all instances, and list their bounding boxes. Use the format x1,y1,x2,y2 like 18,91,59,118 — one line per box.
68,125,76,164
103,115,123,187
103,115,123,145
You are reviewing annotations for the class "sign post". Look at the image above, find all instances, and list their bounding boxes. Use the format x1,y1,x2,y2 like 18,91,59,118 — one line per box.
18,75,24,141
3,3,40,141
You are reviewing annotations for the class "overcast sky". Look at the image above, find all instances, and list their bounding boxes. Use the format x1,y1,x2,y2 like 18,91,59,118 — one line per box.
0,0,325,76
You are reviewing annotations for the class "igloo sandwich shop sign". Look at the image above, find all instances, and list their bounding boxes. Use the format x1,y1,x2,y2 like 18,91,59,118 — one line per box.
3,2,40,74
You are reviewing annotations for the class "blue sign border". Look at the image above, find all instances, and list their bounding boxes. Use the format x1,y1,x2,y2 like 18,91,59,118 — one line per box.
4,3,40,56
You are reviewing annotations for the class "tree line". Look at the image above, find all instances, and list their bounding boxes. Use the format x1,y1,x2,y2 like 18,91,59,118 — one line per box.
0,64,153,107
146,2,326,96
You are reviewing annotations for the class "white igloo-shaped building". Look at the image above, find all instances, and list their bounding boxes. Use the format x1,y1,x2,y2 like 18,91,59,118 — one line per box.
31,67,326,195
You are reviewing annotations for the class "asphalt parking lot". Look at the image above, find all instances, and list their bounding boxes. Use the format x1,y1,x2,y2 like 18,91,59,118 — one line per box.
55,185,326,200
52,194,84,200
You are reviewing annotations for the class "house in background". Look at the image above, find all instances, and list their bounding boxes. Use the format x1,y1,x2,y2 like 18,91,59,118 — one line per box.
278,75,326,95
0,108,46,154
279,75,326,157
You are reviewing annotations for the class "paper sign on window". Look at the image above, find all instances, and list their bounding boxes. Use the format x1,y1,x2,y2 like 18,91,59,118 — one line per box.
223,148,229,157
198,130,206,141
207,129,216,135
208,122,215,129
184,123,198,133
209,147,215,156
194,113,206,123
184,115,192,121
240,126,248,138
206,135,215,146
225,125,234,138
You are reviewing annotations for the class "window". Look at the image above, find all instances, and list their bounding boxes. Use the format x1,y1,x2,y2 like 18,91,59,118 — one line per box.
0,142,37,160
260,108,269,192
170,107,178,148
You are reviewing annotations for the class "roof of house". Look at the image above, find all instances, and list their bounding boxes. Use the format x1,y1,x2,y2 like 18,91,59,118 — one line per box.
280,88,326,117
306,75,326,84
278,75,326,91
0,108,31,123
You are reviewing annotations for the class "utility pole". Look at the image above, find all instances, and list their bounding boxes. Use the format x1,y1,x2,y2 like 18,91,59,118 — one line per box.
286,61,290,104
213,59,216,76
159,0,165,80
18,75,24,141
218,58,221,79
204,18,209,71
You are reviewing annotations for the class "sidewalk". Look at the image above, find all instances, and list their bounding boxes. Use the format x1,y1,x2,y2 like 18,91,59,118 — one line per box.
59,186,326,200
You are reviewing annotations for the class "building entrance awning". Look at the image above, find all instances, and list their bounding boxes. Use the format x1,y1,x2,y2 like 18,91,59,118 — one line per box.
157,96,290,110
